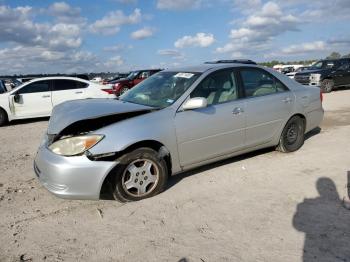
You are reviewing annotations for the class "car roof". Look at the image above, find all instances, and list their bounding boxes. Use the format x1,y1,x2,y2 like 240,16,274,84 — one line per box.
25,76,90,83
164,63,261,73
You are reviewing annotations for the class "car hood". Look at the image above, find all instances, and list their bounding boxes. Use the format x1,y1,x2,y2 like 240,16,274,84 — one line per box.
295,69,326,76
48,98,155,135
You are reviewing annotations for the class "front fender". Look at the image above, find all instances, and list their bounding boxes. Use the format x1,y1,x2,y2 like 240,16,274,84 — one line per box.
88,108,182,174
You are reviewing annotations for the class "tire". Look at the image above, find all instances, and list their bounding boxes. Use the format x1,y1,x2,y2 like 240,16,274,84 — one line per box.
321,79,334,93
119,86,129,96
277,116,305,153
0,108,8,127
112,148,168,202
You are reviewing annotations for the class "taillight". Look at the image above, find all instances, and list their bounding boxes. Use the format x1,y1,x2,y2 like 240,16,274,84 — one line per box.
320,90,323,103
102,89,115,94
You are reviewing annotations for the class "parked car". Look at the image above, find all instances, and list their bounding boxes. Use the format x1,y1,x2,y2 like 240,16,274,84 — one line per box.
286,66,310,79
295,58,350,92
0,80,7,94
34,62,323,202
112,69,162,95
0,76,114,126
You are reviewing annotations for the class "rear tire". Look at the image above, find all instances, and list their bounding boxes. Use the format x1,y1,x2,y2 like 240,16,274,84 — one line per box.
112,148,168,202
0,108,8,127
321,79,334,93
119,86,129,96
277,116,305,153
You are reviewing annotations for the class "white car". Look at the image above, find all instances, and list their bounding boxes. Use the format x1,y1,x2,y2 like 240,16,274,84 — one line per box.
0,76,114,126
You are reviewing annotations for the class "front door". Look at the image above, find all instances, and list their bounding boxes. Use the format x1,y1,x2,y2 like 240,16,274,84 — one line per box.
11,80,52,118
175,68,246,166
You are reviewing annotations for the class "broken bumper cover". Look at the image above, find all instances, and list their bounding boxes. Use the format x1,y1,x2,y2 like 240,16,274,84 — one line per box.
34,145,117,200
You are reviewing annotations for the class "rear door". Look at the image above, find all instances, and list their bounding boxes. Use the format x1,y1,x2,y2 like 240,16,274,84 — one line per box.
51,79,88,107
333,60,350,86
238,67,294,147
11,80,52,117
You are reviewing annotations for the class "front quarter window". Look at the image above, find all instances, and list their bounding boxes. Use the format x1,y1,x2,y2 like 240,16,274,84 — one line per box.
120,71,201,108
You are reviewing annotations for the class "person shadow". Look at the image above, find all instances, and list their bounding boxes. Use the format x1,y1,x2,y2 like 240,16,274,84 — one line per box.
293,177,350,262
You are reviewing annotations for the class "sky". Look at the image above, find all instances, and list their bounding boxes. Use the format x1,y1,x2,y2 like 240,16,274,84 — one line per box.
0,0,349,75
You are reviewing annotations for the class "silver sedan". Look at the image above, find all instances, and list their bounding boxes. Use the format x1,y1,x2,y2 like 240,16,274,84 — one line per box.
34,63,324,202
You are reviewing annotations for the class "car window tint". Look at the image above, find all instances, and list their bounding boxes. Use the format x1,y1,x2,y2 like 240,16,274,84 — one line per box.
240,68,288,97
53,80,88,91
190,70,238,105
18,80,50,94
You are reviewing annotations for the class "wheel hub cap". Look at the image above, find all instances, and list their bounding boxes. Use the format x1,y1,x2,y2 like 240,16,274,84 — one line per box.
286,124,298,144
122,159,159,197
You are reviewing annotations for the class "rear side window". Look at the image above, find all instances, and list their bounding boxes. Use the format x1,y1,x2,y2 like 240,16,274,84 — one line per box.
52,80,88,91
18,80,50,94
240,68,288,97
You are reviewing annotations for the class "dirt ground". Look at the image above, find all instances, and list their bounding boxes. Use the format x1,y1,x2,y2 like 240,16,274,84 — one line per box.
1,89,350,262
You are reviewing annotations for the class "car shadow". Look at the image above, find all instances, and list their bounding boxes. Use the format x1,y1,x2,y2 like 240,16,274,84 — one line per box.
293,177,350,261
6,117,50,126
167,127,321,190
334,86,350,92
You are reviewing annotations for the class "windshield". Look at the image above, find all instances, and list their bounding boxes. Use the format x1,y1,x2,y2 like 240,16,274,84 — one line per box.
127,71,139,80
311,61,336,70
120,71,201,108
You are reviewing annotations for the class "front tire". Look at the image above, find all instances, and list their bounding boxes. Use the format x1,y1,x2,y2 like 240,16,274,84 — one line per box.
277,116,305,153
321,79,334,93
112,148,168,202
0,108,8,127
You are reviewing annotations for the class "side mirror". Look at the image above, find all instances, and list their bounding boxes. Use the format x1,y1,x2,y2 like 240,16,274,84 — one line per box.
182,97,208,111
14,93,21,103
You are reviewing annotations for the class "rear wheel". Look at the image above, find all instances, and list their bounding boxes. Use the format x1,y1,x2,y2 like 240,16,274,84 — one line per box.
0,108,8,127
112,148,168,202
119,86,129,96
277,116,305,153
321,79,334,93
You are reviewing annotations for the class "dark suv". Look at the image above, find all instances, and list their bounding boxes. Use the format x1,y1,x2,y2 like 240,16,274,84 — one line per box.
294,58,350,93
112,69,162,95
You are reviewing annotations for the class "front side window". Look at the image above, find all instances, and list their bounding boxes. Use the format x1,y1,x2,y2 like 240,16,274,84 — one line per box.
120,71,201,108
190,69,238,105
240,68,288,97
53,80,88,91
18,80,50,94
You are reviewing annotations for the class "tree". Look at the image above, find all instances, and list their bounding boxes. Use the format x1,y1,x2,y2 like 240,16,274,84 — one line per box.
326,52,341,59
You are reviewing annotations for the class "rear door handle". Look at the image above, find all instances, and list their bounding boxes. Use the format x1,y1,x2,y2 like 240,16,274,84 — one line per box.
75,91,83,94
282,97,292,103
232,107,244,115
42,95,51,98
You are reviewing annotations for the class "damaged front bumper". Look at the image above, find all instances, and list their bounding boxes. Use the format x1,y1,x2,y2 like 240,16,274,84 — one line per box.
34,145,118,200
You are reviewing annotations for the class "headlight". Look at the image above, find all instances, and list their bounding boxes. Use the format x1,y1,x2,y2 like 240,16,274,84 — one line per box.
310,73,321,81
49,135,104,156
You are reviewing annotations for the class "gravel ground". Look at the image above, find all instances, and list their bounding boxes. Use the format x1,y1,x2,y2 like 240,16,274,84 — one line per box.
0,90,350,262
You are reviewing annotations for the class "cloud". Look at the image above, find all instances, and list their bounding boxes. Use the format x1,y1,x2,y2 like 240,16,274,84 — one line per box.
156,0,202,10
174,33,215,48
115,0,137,4
216,2,300,56
0,5,83,51
280,41,326,55
103,44,133,52
157,49,185,60
103,55,124,68
48,2,86,24
130,27,155,40
89,8,142,35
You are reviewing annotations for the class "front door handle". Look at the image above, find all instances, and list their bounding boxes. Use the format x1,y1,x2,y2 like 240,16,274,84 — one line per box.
75,91,83,94
42,95,51,98
282,97,292,103
232,107,244,115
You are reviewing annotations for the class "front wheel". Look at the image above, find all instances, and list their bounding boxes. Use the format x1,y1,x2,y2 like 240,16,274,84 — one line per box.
0,109,8,127
112,148,168,202
321,79,334,93
277,116,305,153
